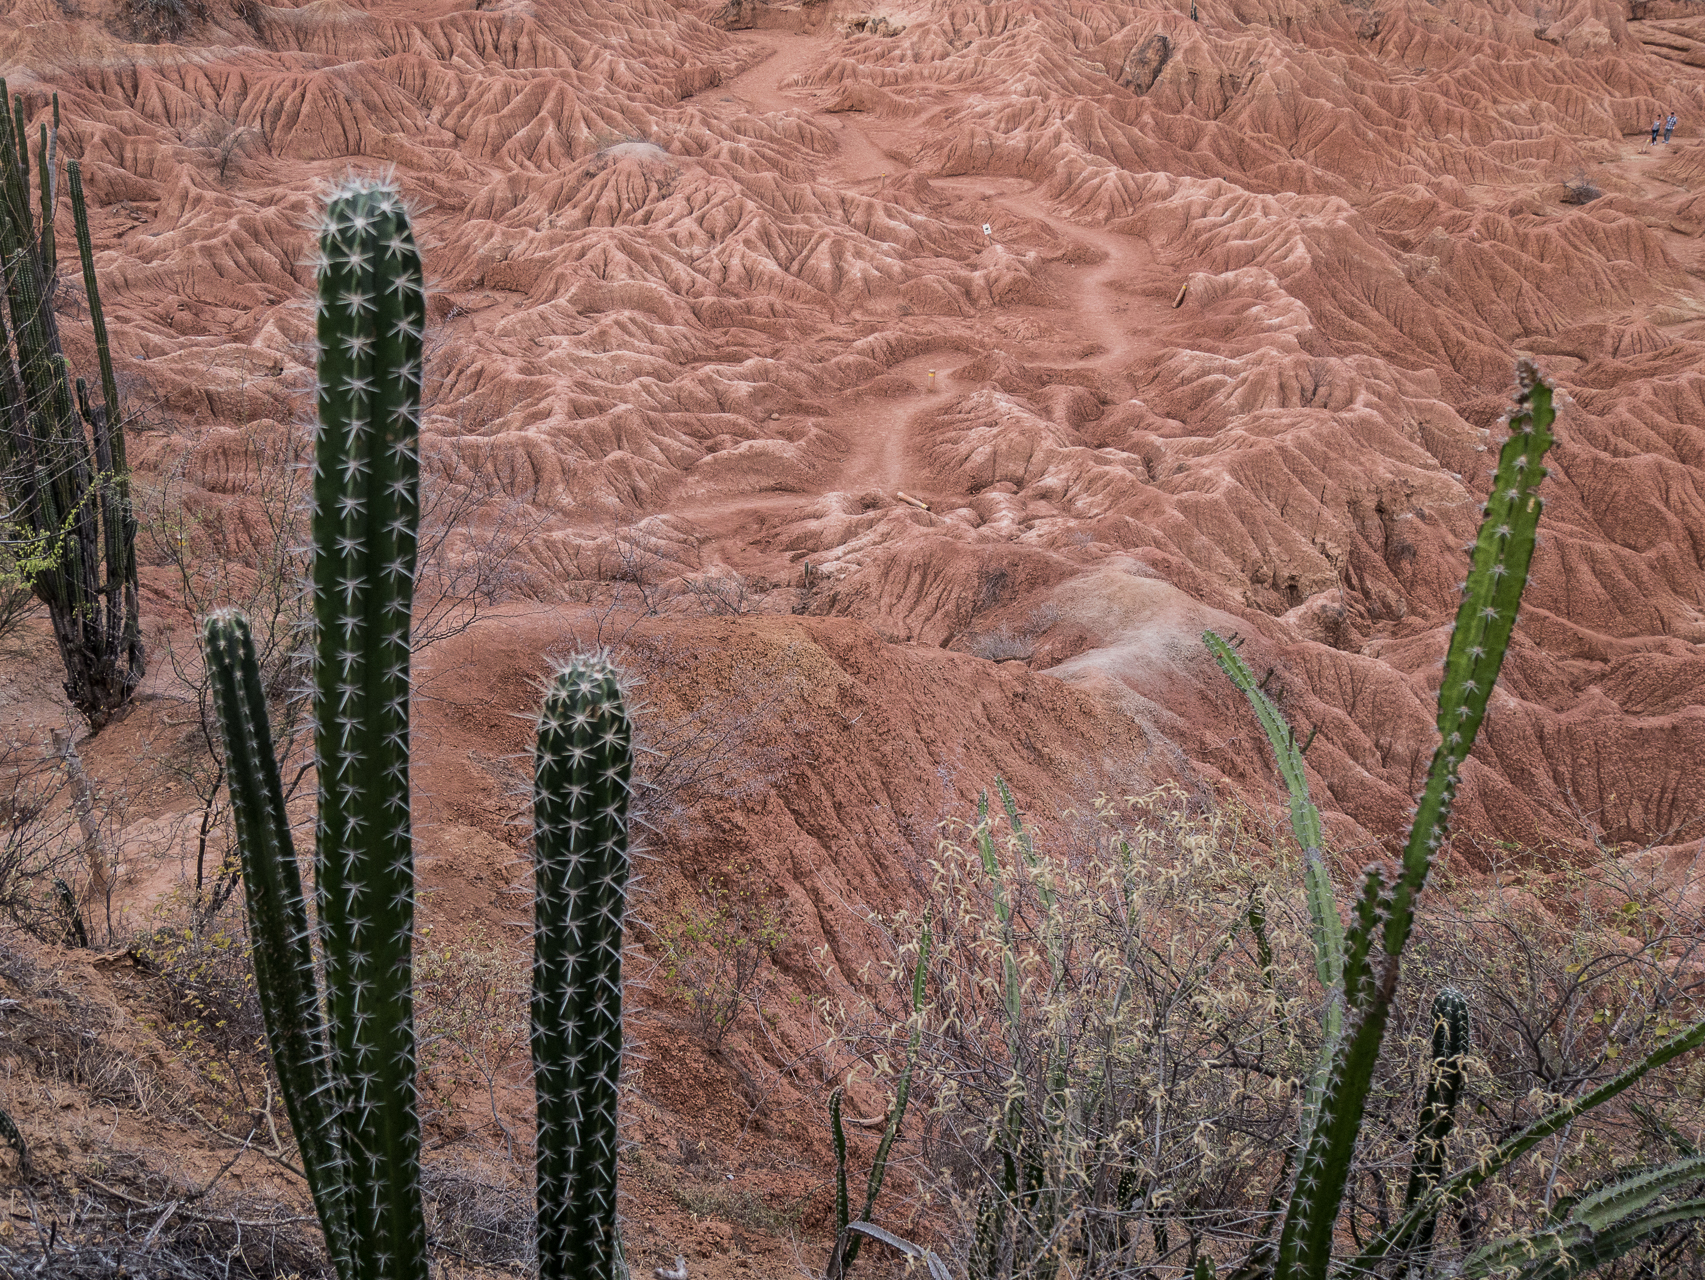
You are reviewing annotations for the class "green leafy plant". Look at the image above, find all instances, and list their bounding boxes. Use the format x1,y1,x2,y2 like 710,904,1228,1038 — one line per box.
205,177,639,1280
654,874,787,1048
0,84,143,727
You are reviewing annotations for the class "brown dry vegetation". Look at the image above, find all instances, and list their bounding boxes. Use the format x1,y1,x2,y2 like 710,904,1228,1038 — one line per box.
3,0,1705,1274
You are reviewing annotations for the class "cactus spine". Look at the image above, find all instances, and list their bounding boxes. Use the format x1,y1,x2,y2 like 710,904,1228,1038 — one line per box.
532,656,635,1280
0,85,142,726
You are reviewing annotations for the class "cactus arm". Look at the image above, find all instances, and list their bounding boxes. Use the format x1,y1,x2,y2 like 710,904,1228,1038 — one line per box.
0,90,30,259
11,97,27,221
1567,1153,1705,1231
532,655,634,1280
1275,366,1557,1280
311,178,428,1280
65,162,121,447
202,609,353,1274
45,95,56,210
994,776,1037,871
1462,1197,1705,1280
1387,371,1554,951
35,123,51,280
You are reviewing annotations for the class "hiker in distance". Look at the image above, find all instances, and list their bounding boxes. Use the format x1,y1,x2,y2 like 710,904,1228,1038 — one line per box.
1652,117,1663,144
1665,111,1678,142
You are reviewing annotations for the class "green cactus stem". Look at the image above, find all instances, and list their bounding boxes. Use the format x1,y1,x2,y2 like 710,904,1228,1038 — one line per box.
532,654,635,1280
1401,987,1470,1259
203,609,353,1274
310,176,428,1280
1273,363,1557,1280
206,175,425,1280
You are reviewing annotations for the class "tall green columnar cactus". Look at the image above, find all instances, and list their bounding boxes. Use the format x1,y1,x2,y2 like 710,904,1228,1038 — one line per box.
0,85,142,727
532,656,635,1280
203,175,428,1280
310,176,429,1280
1268,363,1559,1280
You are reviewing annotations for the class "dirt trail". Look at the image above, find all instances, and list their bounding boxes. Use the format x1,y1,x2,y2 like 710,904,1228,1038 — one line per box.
677,28,1173,573
932,176,1169,388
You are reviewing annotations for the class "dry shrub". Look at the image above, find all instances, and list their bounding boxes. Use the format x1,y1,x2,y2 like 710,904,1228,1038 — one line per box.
111,0,209,43
652,872,788,1048
0,942,169,1118
0,732,82,942
415,925,531,1155
128,891,271,1131
1562,171,1603,204
826,785,1705,1278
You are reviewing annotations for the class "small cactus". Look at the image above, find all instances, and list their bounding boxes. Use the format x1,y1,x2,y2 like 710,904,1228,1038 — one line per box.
1402,987,1470,1258
532,655,635,1280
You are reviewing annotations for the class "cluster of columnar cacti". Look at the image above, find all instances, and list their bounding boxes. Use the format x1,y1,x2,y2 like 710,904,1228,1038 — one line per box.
1205,363,1705,1280
207,178,636,1280
0,82,142,726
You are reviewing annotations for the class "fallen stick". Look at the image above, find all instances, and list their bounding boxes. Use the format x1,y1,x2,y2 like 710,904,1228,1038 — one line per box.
895,491,930,511
1173,281,1189,308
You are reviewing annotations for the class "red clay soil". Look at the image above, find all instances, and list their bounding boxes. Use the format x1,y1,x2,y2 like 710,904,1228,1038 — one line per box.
4,0,1705,1273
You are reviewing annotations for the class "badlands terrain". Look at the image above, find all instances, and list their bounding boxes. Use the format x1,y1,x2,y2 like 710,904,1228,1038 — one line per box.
3,0,1705,1273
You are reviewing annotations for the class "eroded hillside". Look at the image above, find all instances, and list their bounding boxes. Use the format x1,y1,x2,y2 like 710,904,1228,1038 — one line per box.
4,0,1705,1271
